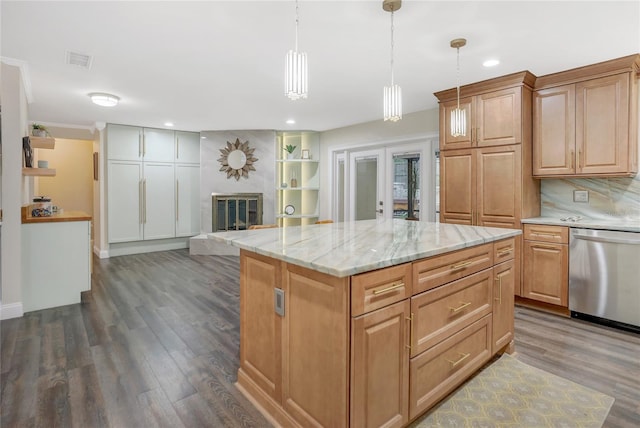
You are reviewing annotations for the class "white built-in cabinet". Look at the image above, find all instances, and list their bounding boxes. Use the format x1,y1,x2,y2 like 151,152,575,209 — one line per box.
107,124,200,244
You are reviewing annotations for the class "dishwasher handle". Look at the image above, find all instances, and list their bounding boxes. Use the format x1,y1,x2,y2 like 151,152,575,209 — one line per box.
572,233,640,245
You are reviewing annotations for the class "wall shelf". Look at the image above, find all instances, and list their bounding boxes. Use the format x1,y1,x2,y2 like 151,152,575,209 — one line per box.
22,167,56,177
29,136,55,150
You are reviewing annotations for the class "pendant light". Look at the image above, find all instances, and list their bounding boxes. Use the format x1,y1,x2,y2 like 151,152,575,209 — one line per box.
383,0,402,122
285,0,308,100
450,38,467,137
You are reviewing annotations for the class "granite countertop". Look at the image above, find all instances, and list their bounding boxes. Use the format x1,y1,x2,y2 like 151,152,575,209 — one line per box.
522,217,640,233
22,210,92,224
209,219,521,277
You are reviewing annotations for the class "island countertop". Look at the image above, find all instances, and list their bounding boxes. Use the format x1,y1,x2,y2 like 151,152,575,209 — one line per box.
209,219,521,277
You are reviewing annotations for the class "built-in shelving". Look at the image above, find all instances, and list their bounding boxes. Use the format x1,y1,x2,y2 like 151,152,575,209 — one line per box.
22,167,56,177
29,136,55,150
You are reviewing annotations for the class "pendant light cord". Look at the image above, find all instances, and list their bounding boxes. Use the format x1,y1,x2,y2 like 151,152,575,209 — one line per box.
456,46,461,109
390,10,395,86
295,0,299,52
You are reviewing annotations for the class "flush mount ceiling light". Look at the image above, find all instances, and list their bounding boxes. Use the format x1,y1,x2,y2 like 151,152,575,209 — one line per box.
89,92,119,107
285,0,308,100
450,38,467,137
383,0,402,122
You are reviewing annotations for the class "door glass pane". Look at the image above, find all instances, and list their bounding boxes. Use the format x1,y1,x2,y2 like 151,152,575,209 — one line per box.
355,158,378,221
337,159,345,222
393,154,420,220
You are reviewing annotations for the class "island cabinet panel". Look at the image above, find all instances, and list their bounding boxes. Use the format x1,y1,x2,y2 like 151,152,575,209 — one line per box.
281,265,350,428
492,259,516,354
351,263,412,317
411,268,493,356
351,300,410,428
409,315,492,420
413,243,493,294
239,251,282,402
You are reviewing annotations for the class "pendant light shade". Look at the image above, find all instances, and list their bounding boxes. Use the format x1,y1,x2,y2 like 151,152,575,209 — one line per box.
450,38,467,137
383,0,402,122
285,0,308,100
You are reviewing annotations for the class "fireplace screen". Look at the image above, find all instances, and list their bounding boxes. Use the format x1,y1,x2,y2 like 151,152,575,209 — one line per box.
212,193,263,232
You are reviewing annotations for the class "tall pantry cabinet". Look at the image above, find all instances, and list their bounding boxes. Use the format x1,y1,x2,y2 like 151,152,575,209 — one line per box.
107,124,200,246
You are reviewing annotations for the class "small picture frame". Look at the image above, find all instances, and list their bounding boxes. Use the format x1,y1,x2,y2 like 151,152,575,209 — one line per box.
301,149,310,160
93,152,99,181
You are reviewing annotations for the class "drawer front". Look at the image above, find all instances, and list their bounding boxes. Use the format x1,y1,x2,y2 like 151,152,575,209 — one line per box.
411,268,492,356
409,315,492,420
523,224,568,244
493,237,516,264
413,243,494,295
351,263,412,317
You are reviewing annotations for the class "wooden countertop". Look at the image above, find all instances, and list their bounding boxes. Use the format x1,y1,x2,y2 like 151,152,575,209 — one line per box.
21,206,92,224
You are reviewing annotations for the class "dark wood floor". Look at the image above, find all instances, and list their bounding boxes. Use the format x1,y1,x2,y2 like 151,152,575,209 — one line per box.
1,249,639,427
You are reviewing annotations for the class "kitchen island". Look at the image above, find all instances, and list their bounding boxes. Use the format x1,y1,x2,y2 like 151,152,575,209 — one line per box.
211,219,521,427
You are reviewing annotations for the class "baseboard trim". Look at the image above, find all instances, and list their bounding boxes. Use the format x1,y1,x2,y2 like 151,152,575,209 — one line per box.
93,246,109,259
1,302,24,320
108,239,189,257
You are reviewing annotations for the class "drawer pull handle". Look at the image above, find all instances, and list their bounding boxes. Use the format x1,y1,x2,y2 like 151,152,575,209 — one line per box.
405,312,414,351
449,301,472,312
534,244,558,251
451,260,473,270
532,232,558,237
373,282,405,295
497,247,513,256
447,352,471,367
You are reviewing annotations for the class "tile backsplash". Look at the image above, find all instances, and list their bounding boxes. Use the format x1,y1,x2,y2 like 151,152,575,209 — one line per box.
541,176,640,221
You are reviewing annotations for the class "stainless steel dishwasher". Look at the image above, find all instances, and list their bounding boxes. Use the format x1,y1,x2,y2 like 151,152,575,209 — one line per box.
569,228,640,332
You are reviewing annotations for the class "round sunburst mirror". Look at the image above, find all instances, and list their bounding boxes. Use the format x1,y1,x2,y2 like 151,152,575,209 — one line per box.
217,138,259,180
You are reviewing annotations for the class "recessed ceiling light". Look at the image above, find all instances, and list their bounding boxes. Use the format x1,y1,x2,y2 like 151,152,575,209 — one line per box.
200,136,207,139
89,92,119,107
164,122,174,127
286,119,296,125
483,59,500,67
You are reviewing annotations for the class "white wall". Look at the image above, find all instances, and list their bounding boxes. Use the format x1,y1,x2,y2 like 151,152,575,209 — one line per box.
1,63,29,319
318,108,439,220
200,130,276,233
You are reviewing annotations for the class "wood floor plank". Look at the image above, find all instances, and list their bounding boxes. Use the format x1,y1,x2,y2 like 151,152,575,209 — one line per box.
68,364,110,428
1,336,42,427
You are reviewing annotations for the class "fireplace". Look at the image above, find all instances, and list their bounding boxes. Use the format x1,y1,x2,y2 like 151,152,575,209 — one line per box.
212,193,263,232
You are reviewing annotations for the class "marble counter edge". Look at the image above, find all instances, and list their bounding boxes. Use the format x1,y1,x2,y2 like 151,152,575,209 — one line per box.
522,217,640,233
209,226,522,278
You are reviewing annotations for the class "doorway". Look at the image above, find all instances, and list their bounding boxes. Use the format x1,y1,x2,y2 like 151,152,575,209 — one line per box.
349,149,385,221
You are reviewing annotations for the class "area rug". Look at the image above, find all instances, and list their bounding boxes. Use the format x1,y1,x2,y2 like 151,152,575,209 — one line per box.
411,353,614,428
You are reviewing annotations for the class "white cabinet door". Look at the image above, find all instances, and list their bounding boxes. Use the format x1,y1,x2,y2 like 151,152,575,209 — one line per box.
176,164,200,236
107,124,142,161
108,161,143,242
175,131,201,164
143,128,175,162
143,163,175,240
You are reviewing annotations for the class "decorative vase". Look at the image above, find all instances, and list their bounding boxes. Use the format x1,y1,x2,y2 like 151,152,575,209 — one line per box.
290,178,298,187
287,153,295,160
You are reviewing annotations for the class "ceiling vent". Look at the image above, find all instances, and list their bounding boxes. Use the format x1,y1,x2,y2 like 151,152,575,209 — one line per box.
65,50,93,69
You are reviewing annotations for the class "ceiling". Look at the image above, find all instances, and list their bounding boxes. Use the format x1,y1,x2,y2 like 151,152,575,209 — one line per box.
2,1,639,133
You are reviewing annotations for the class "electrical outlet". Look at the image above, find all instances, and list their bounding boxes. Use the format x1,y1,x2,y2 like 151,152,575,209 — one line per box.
573,190,589,203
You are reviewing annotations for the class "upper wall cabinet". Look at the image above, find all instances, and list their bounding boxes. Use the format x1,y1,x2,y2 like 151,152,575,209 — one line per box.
106,124,199,163
435,73,535,151
175,131,200,164
533,54,639,178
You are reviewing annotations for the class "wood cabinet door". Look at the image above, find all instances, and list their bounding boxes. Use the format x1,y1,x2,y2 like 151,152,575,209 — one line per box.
142,163,175,240
107,124,142,161
523,240,568,306
492,259,515,354
439,149,475,225
351,300,409,428
239,251,282,402
576,73,630,175
533,84,576,176
476,145,521,228
107,161,143,243
439,97,473,150
476,87,522,147
282,264,350,428
142,128,175,162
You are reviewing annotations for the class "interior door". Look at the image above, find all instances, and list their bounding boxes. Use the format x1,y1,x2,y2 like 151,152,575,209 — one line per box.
349,149,385,221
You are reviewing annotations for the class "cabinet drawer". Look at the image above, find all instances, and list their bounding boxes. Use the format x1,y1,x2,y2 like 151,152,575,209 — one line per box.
493,237,516,263
411,268,492,356
413,243,493,295
523,224,568,244
409,315,492,419
351,263,412,317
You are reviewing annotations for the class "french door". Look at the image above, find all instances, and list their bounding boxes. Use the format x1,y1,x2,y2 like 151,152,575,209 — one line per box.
349,149,385,221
